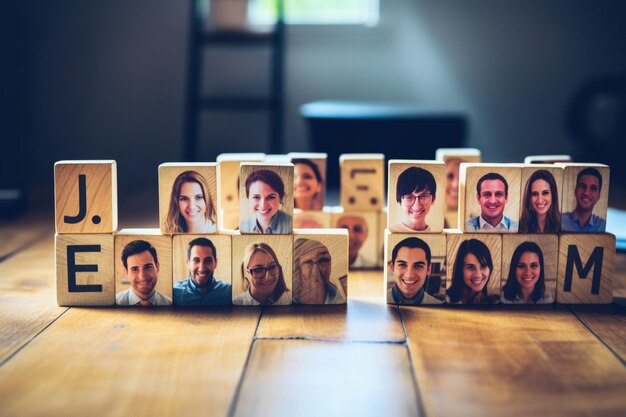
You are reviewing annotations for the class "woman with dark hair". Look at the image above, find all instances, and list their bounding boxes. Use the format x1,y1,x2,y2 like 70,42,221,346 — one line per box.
501,241,553,304
292,158,323,210
519,169,561,233
164,170,216,233
446,239,499,305
240,169,292,234
233,242,290,305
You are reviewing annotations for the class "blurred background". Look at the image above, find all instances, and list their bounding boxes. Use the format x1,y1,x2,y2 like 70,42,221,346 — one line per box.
2,0,626,215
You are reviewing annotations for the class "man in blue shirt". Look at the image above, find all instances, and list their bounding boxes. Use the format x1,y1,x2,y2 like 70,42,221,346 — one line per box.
561,167,606,232
465,172,518,232
173,237,231,306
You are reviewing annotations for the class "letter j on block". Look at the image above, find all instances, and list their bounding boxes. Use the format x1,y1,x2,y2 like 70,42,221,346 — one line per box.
54,161,118,233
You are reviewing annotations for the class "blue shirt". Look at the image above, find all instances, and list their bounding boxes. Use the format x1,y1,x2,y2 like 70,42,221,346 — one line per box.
465,215,518,232
561,211,606,232
240,210,293,234
173,277,231,306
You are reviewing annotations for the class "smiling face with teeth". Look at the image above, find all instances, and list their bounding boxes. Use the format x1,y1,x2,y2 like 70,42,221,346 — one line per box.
187,244,217,290
575,174,601,213
530,179,552,216
293,161,322,210
248,180,282,225
462,253,491,293
178,181,207,228
477,179,508,227
391,247,431,299
125,250,160,299
515,251,540,291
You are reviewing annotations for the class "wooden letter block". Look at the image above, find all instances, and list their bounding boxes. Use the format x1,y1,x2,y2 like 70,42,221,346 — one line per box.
288,152,327,210
501,234,558,304
435,148,481,229
56,233,115,306
293,208,331,229
557,233,615,304
216,153,265,212
446,232,502,304
331,208,379,269
231,233,293,306
340,154,385,211
557,163,609,233
293,229,348,304
54,160,117,233
158,163,218,234
114,229,173,307
172,232,233,306
387,160,445,233
239,163,294,234
459,163,521,233
385,230,446,305
518,165,564,233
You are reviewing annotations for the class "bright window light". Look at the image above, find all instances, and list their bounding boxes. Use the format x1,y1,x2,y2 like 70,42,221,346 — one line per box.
249,0,379,26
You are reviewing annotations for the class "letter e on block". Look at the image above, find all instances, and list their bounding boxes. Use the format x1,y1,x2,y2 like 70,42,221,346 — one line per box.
54,161,118,233
56,234,115,306
557,233,615,304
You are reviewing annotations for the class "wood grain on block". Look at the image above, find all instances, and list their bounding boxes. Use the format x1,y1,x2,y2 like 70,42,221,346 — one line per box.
524,154,572,164
501,234,558,304
158,163,218,234
331,208,378,269
216,153,265,211
385,230,446,305
377,208,387,268
557,163,609,233
239,163,294,235
288,152,327,210
340,154,385,211
56,233,115,306
293,208,331,228
231,233,293,305
54,160,117,233
387,160,445,233
557,233,615,304
292,229,348,304
446,232,502,304
114,229,173,306
519,165,564,233
460,163,521,233
219,208,239,230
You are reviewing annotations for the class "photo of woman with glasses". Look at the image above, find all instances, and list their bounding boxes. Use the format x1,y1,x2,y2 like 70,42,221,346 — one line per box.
389,167,437,232
233,242,291,305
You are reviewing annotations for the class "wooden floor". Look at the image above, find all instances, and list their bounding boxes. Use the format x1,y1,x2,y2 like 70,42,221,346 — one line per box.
1,209,626,417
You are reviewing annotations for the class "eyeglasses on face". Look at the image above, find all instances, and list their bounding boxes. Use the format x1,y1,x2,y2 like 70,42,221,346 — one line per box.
299,257,331,272
247,263,280,278
400,193,432,206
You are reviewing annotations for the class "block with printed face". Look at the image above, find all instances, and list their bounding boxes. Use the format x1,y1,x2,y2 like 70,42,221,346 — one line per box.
293,229,348,305
556,233,614,304
216,153,265,212
239,163,294,235
501,234,558,304
435,148,481,229
172,232,233,307
385,230,446,305
293,208,331,229
387,160,445,233
331,208,378,270
557,163,609,233
231,233,293,306
446,232,502,304
460,163,521,233
159,163,218,235
54,160,117,233
56,233,115,306
288,152,327,211
518,165,564,233
340,154,385,211
114,229,173,307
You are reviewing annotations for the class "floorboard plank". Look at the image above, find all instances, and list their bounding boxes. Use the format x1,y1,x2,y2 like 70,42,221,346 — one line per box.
570,304,626,365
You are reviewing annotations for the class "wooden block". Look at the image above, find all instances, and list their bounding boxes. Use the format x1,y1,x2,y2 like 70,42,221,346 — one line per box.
172,232,233,306
216,153,265,212
239,163,294,234
293,208,331,228
557,233,615,304
385,230,446,305
231,233,293,305
288,152,327,210
292,229,348,304
114,229,173,306
377,208,387,268
219,208,240,230
524,154,572,164
54,160,117,233
435,148,481,229
519,165,564,233
331,208,379,269
340,153,385,211
158,163,218,234
446,232,502,304
387,160,445,233
501,234,558,304
55,233,115,306
460,163,521,233
557,163,609,233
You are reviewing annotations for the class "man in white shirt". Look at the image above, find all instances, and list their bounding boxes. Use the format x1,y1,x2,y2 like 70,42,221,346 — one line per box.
465,172,518,232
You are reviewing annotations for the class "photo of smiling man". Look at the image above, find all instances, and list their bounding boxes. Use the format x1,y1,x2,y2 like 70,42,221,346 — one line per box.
465,172,519,232
560,166,608,232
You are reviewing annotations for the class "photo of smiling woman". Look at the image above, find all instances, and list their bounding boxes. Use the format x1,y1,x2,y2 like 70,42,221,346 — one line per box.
501,241,553,304
233,242,291,306
446,238,499,305
240,169,293,234
519,170,561,233
164,170,217,233
292,158,324,210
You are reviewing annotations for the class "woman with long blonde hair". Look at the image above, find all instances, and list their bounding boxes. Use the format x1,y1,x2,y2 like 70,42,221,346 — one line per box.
165,170,216,233
233,242,290,305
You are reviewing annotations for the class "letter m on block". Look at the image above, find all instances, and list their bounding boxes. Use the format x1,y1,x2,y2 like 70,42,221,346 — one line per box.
563,245,604,295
